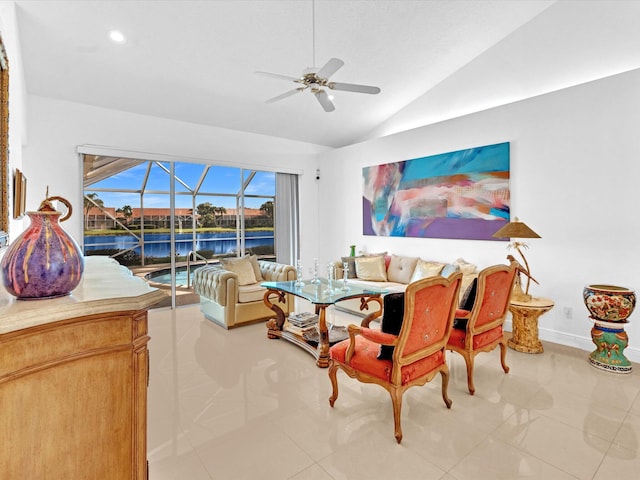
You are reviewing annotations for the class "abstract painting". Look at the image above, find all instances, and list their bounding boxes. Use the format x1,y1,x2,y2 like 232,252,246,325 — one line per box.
362,142,510,240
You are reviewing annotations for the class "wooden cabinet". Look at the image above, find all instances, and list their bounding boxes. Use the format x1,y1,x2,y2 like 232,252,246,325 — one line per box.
0,256,165,479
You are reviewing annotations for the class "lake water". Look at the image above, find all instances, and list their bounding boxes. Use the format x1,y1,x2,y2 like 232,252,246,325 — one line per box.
83,231,274,257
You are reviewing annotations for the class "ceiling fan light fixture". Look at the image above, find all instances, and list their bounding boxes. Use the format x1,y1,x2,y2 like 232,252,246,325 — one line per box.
255,1,380,111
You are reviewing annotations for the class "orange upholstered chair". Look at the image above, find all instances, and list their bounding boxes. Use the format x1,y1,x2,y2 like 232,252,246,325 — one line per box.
328,273,462,444
447,264,517,395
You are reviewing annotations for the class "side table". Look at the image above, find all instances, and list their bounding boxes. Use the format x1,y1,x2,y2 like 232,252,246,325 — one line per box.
508,297,554,353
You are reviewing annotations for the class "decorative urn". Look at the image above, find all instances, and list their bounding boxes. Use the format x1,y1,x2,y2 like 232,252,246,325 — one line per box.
1,194,84,299
583,284,636,322
583,284,635,374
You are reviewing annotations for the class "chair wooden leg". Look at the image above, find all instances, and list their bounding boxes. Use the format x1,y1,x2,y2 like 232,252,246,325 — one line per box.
440,367,453,409
390,388,404,444
499,341,510,374
463,353,476,395
328,362,339,407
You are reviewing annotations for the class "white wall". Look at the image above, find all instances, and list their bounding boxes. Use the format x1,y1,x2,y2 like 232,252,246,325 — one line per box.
318,68,640,361
22,95,324,266
0,1,27,236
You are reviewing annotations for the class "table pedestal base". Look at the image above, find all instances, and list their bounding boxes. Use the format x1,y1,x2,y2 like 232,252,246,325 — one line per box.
508,299,554,354
263,287,382,368
589,319,631,374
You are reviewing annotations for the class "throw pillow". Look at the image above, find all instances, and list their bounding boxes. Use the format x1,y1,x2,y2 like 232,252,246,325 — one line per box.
387,254,419,284
340,256,358,279
220,257,257,286
362,251,390,269
454,277,478,330
378,293,405,360
455,258,478,275
441,263,460,278
409,259,445,283
355,255,387,281
248,255,264,282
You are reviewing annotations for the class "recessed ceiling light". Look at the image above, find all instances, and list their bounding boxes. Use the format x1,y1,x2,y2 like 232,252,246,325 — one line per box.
108,30,126,44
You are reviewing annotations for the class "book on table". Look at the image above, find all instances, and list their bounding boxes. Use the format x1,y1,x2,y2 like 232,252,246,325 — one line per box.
288,311,319,328
284,321,317,336
285,311,319,336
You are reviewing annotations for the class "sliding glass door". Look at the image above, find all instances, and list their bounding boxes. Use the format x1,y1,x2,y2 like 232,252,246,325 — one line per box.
82,155,279,305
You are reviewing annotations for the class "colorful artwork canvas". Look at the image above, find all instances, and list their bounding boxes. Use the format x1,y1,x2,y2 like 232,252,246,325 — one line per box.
362,142,510,240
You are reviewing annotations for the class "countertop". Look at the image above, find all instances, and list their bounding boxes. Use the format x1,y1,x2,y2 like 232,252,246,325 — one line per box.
0,256,167,334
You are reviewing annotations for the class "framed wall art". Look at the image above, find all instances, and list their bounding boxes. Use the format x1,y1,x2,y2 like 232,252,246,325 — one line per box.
362,142,510,241
13,168,26,219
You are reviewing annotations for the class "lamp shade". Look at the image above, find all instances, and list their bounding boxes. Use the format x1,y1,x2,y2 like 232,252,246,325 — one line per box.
492,218,540,239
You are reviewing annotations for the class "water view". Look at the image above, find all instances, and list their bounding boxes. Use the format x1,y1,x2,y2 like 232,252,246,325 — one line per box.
83,231,274,258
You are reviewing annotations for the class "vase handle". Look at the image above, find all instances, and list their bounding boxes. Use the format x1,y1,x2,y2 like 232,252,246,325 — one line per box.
46,196,73,222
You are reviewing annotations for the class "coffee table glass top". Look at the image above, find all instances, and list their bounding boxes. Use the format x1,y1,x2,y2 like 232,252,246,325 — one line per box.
262,278,388,306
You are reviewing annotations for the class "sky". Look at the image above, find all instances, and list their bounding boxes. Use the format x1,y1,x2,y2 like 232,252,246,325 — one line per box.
85,161,275,210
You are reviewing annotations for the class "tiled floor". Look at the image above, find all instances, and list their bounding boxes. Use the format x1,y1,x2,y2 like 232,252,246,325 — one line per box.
147,302,640,480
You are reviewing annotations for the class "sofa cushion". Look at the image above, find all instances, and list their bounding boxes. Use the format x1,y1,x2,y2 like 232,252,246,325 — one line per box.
387,254,419,284
378,292,405,360
237,282,266,303
347,279,407,293
221,257,257,285
409,259,445,283
355,255,387,281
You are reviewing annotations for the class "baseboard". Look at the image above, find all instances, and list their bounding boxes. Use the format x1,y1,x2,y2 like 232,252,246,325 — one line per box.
504,320,640,364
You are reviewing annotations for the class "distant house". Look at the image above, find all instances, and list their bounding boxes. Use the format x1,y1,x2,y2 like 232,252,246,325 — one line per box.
84,206,268,230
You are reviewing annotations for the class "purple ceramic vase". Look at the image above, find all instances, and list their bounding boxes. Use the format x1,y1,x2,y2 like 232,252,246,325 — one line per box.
1,195,84,299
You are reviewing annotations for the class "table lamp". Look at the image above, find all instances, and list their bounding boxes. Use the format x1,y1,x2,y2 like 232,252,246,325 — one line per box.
492,217,540,302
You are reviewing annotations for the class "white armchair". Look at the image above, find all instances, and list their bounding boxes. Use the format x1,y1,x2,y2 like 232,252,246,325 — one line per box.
193,259,296,329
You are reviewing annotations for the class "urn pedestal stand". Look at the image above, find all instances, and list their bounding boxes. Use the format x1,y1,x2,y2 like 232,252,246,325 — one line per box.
588,319,631,374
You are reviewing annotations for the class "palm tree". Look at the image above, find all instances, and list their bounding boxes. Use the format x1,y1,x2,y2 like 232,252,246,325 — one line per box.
260,201,273,218
116,205,133,226
84,193,104,230
213,206,227,225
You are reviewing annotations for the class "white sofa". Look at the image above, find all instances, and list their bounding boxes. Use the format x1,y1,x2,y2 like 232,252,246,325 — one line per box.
193,257,296,329
332,254,478,318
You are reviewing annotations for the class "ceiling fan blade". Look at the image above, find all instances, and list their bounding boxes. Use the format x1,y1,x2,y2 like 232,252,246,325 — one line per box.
255,71,300,82
266,88,302,103
315,58,344,80
315,90,335,112
329,82,381,94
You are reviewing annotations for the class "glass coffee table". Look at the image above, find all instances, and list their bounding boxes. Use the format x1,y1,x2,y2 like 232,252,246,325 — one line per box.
262,278,388,367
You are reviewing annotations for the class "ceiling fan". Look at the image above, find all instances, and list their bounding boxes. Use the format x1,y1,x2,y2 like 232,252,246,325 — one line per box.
255,58,381,112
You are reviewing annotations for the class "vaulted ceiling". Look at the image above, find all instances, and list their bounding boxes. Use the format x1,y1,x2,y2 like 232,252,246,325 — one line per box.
13,1,640,148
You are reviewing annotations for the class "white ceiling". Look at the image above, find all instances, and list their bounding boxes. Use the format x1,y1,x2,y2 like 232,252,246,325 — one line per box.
12,0,640,148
